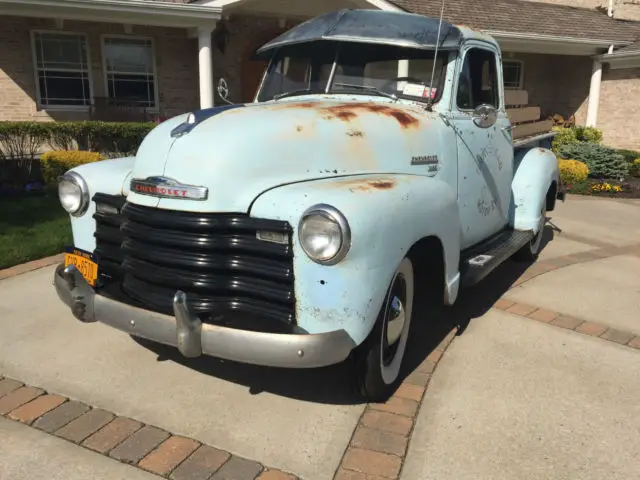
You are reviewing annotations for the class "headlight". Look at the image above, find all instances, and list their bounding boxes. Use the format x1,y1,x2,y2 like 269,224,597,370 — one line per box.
58,171,89,216
298,204,351,265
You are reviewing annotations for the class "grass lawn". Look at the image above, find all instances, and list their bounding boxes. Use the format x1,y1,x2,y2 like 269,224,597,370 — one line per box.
0,192,72,269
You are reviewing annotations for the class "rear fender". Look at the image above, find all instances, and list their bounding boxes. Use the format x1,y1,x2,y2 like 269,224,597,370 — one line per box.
249,174,461,346
510,147,559,232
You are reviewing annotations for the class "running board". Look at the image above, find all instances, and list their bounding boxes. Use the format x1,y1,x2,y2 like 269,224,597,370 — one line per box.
460,229,534,286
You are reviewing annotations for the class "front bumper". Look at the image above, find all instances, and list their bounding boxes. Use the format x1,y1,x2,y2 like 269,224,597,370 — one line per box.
53,263,356,368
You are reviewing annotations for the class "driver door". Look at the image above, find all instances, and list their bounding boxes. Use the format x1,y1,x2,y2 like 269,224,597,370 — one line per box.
452,43,514,250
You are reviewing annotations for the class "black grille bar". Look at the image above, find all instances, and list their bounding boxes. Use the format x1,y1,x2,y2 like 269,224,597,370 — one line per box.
93,193,126,282
90,194,296,326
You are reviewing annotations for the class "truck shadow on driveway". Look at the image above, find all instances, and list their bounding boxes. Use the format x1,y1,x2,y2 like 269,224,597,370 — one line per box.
134,226,555,405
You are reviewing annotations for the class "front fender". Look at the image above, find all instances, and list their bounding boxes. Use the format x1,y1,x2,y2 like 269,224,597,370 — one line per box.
510,147,559,232
249,173,461,346
67,156,135,253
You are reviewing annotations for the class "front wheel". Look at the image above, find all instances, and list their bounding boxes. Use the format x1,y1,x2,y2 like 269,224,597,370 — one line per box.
351,257,414,402
514,202,547,261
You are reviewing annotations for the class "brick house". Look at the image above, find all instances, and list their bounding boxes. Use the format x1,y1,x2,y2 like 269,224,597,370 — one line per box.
1,0,639,149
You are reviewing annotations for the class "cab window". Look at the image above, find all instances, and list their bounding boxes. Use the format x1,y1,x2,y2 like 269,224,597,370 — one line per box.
456,47,500,110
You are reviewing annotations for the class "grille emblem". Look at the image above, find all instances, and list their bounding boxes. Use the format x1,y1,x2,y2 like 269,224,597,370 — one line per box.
130,176,208,201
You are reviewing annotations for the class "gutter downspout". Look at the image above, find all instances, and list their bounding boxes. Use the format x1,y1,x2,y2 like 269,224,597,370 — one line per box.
586,43,614,127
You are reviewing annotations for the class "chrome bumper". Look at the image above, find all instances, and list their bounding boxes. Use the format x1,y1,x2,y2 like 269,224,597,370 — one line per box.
53,263,356,368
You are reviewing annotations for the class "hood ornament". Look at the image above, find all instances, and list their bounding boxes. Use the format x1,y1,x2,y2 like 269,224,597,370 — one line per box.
130,176,208,201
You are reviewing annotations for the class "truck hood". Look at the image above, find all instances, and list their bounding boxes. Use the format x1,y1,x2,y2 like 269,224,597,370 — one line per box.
127,97,438,213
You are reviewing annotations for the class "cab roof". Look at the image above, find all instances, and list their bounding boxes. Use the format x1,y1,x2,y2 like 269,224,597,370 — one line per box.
255,9,491,59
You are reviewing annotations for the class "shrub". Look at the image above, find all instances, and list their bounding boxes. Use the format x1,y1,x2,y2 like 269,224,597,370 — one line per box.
558,159,589,185
40,150,106,187
551,125,603,153
617,149,640,164
631,158,640,178
574,126,603,144
551,127,578,153
557,143,629,179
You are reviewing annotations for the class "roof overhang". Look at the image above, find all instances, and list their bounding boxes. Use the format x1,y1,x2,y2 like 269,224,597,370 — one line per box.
595,48,640,69
193,0,402,11
484,30,631,56
0,0,221,28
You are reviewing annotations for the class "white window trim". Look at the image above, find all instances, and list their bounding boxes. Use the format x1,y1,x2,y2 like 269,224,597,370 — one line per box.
503,59,524,90
100,34,160,114
30,29,94,111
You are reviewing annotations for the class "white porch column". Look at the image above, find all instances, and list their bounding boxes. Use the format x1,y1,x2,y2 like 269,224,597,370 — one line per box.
397,59,409,77
197,24,215,109
586,58,602,127
397,60,409,91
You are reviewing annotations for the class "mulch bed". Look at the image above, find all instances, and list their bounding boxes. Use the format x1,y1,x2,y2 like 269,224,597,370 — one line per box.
567,177,640,199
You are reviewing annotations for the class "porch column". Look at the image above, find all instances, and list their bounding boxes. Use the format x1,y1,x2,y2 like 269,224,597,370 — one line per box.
586,58,602,127
197,25,215,109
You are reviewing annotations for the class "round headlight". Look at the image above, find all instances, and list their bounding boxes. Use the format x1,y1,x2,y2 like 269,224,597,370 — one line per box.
299,204,351,265
58,171,89,216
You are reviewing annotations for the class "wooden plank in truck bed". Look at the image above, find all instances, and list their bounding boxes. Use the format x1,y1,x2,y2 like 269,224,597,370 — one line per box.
504,89,528,106
506,106,541,124
512,119,554,139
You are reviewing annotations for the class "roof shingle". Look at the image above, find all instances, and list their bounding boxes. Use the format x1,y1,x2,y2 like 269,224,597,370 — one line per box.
390,0,639,43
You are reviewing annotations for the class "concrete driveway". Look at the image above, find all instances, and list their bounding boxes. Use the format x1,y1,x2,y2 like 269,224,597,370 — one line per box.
1,194,639,480
402,195,640,480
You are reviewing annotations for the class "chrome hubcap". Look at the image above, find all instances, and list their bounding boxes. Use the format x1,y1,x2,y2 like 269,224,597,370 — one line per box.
386,295,405,345
382,274,407,367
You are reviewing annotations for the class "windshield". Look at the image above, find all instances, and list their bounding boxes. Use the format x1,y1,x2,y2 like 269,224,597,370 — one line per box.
256,42,449,104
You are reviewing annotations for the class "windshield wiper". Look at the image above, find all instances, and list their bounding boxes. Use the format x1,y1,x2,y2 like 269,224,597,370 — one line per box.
333,83,398,101
272,89,313,100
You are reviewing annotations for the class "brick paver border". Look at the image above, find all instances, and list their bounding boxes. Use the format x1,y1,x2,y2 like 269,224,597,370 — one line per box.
0,377,298,480
0,253,64,280
494,299,640,351
333,327,459,480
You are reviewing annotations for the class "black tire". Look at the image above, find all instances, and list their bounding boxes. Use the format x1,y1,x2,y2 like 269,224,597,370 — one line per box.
513,202,547,262
351,257,415,402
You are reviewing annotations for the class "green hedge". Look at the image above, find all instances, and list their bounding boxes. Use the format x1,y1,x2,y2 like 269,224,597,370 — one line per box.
0,121,156,160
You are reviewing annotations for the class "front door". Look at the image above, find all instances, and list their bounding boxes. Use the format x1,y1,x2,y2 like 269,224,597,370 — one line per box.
451,43,514,250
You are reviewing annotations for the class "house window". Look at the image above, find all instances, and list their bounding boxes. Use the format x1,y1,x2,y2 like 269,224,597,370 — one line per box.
503,60,524,89
456,47,500,110
103,36,157,109
32,31,92,107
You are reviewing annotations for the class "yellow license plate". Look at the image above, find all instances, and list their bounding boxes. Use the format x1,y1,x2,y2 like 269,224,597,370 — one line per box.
64,248,98,287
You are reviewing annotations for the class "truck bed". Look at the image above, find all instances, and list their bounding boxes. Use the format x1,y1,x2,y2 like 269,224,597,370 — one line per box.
506,89,557,149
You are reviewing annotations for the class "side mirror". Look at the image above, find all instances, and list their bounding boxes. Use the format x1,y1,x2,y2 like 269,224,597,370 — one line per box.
472,104,497,128
217,78,233,105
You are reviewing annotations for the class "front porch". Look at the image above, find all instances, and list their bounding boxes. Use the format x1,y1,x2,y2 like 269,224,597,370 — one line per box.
0,0,221,121
0,0,630,145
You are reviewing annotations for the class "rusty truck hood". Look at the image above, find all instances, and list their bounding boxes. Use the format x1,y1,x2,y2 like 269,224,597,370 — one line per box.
127,97,440,213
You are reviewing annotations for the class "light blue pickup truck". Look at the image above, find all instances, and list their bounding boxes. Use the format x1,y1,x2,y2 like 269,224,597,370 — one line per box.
54,9,560,401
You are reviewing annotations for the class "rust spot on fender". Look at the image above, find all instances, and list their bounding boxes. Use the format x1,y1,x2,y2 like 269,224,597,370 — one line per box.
323,177,398,192
347,130,364,137
296,125,303,132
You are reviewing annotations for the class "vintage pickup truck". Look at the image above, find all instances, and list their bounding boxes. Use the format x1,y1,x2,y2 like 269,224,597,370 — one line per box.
54,9,560,401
